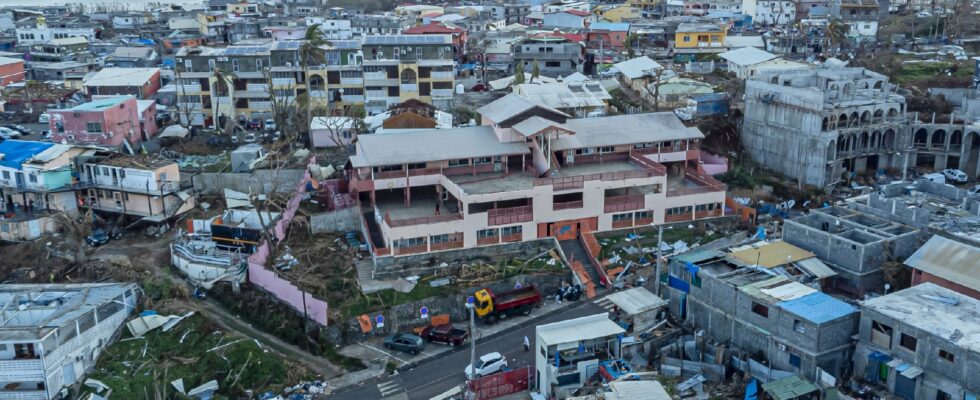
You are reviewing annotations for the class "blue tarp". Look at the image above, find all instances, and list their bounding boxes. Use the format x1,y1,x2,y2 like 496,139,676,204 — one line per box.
0,140,53,170
745,378,759,400
777,292,857,324
668,275,690,293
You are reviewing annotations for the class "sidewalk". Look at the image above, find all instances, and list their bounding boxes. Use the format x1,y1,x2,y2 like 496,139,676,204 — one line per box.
332,294,588,388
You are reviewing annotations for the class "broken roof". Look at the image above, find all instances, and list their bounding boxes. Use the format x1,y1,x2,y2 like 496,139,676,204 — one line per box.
607,380,671,400
904,235,980,293
0,283,137,341
728,240,815,268
762,375,819,400
861,283,980,353
351,126,530,167
0,140,54,170
718,46,777,66
554,113,703,150
613,56,663,80
110,46,155,59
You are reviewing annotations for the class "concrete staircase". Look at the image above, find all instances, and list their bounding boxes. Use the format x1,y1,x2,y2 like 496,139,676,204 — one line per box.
363,211,385,250
560,239,602,291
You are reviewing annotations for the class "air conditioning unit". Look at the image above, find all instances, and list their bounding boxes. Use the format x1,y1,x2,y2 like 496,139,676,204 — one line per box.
401,49,407,54
217,57,228,61
285,61,292,67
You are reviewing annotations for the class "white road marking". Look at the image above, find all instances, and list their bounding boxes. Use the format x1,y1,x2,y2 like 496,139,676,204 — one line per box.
377,380,405,396
361,343,408,364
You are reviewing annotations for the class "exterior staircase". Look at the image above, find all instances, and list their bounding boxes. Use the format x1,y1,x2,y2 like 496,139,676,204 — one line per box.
560,239,602,298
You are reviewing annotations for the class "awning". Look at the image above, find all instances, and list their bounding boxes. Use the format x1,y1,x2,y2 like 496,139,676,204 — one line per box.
900,365,924,379
795,258,837,279
868,351,892,362
886,358,904,368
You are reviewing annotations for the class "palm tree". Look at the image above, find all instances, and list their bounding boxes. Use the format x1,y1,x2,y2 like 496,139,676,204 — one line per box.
210,67,238,138
299,24,330,149
531,59,540,83
826,19,847,54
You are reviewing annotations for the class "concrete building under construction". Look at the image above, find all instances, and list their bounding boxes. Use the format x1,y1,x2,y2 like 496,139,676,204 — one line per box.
741,66,909,188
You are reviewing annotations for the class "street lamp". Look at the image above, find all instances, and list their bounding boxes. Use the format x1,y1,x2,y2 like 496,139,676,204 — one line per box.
465,295,476,399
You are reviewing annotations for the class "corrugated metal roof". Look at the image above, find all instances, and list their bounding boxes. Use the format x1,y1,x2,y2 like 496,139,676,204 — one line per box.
728,241,815,269
605,287,668,315
612,56,663,80
674,248,725,264
762,375,818,400
477,93,569,123
737,276,789,301
554,113,703,150
794,258,837,279
760,282,816,301
536,313,625,345
718,46,776,66
351,126,529,167
904,235,980,293
777,292,856,324
608,380,671,400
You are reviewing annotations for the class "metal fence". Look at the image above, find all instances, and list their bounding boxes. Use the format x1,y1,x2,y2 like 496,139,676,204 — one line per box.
466,366,534,400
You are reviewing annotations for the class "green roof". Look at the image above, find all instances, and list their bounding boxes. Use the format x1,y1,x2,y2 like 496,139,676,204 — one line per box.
762,375,819,400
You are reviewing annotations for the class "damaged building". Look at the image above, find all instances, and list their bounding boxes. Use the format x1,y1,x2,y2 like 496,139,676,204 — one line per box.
741,66,909,188
782,206,920,296
854,283,980,400
666,241,859,383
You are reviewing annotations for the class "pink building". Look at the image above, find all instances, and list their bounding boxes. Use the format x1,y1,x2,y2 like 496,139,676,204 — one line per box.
50,96,153,147
137,100,159,139
0,56,26,87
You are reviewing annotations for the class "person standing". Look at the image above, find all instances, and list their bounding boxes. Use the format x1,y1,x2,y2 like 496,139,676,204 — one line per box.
523,336,530,352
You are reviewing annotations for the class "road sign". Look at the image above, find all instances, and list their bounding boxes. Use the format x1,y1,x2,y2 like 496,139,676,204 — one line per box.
514,282,523,290
376,314,384,328
420,306,429,319
466,296,475,308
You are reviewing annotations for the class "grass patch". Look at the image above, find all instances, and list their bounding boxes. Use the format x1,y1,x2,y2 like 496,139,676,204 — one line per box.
892,60,974,85
86,314,301,399
340,284,457,318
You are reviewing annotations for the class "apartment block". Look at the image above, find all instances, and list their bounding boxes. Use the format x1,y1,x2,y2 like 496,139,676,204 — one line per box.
361,34,456,113
782,206,919,296
667,242,858,382
909,122,980,178
348,94,725,270
0,283,138,400
741,67,908,188
76,154,195,222
0,56,25,86
829,0,880,44
904,235,980,300
673,23,727,62
512,33,583,78
854,283,979,400
0,141,86,241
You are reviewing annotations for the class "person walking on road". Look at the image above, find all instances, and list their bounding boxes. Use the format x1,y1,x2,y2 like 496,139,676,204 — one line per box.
523,336,530,352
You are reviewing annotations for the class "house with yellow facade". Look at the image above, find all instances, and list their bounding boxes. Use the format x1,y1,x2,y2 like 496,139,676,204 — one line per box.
593,4,640,22
673,22,727,62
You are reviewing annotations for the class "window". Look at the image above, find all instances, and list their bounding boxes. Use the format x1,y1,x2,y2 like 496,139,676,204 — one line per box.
683,35,691,42
635,211,652,219
545,61,560,68
793,320,805,333
256,59,263,69
208,59,216,71
430,234,450,244
666,206,692,215
473,157,492,165
232,59,240,72
477,228,498,239
501,225,522,236
936,390,952,400
751,302,769,317
612,213,631,222
448,159,470,166
789,353,801,368
938,349,955,363
575,148,594,155
1,171,9,180
86,122,103,133
397,237,425,248
28,174,37,183
598,146,614,153
899,333,918,352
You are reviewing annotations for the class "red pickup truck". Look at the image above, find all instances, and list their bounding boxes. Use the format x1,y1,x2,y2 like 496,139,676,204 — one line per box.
420,324,470,347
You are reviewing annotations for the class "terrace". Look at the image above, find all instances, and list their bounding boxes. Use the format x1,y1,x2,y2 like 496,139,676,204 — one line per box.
375,185,463,228
665,169,726,197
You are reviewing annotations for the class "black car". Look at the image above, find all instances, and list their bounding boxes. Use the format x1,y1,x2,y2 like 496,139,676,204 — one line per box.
384,333,425,355
85,228,122,247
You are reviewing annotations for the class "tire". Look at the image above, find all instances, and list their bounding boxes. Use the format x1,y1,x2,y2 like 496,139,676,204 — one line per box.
487,314,498,324
385,343,392,350
410,349,418,355
521,306,531,316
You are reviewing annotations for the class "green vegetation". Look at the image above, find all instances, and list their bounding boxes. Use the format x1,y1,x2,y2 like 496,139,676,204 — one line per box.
596,227,725,259
86,314,299,399
891,60,975,85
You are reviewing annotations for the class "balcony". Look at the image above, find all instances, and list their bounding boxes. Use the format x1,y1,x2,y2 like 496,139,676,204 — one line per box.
429,234,463,251
342,95,365,103
0,359,44,381
364,71,388,81
246,83,269,92
248,101,272,110
394,244,428,255
666,170,726,197
340,77,364,85
665,213,693,223
695,208,723,219
501,232,522,242
477,235,500,246
377,187,464,228
310,90,328,98
534,159,660,191
553,200,584,211
487,205,533,226
176,84,202,93
271,78,295,86
0,390,47,400
431,71,453,80
604,194,644,213
366,90,388,99
612,218,634,229
400,83,418,92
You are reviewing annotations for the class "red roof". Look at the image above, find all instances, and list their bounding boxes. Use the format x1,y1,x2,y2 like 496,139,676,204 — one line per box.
564,9,591,16
562,33,584,42
403,23,464,34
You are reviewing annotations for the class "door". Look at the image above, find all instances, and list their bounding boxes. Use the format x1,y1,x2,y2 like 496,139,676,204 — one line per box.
62,362,76,385
113,192,123,209
894,374,916,400
28,220,41,238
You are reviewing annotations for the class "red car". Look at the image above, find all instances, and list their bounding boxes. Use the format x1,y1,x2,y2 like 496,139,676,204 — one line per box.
420,324,470,347
471,82,489,92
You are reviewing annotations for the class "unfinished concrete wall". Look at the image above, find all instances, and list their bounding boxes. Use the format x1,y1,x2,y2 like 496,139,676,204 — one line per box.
372,238,560,279
310,207,360,234
192,169,307,194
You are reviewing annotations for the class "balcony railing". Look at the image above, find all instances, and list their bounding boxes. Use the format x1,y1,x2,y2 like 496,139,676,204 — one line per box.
695,209,723,219
364,71,388,81
246,83,269,92
534,170,652,191
612,219,634,229
501,233,522,242
553,200,584,211
248,101,272,110
271,78,296,86
430,71,453,80
384,211,463,227
430,237,464,251
477,236,500,246
400,83,418,92
342,95,365,103
665,213,693,223
0,358,44,381
604,194,644,213
310,90,328,98
340,77,364,85
629,153,668,175
488,205,533,226
0,390,47,400
666,171,726,197
394,244,427,255
366,90,387,99
431,89,454,98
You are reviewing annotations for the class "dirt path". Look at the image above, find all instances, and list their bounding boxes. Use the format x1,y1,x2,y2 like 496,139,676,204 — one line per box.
92,235,345,378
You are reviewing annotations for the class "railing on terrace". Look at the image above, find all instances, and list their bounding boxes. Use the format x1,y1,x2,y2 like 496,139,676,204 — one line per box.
695,209,723,219
629,153,668,175
477,236,500,245
665,213,693,223
635,216,653,225
430,238,464,251
666,170,726,197
501,233,522,242
612,219,634,229
394,244,427,255
534,170,652,191
384,211,463,227
604,194,644,213
553,200,584,210
488,205,533,225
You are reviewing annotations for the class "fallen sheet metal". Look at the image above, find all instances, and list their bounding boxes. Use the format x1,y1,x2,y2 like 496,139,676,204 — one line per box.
127,311,196,337
84,378,110,393
224,188,253,209
172,378,186,394
187,380,219,399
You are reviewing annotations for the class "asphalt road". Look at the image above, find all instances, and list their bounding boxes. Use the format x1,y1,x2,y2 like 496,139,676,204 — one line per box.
328,298,608,400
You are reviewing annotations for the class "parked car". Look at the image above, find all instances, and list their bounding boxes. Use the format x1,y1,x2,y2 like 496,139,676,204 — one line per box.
3,124,29,135
464,352,508,379
916,10,932,17
40,130,51,141
85,228,122,247
922,172,946,184
942,168,968,183
0,127,18,139
243,132,258,144
207,136,230,147
248,118,263,130
968,184,980,196
38,114,50,124
264,118,277,131
383,333,425,355
421,324,469,347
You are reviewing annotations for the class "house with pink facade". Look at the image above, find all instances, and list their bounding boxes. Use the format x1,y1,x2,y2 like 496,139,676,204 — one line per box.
49,96,155,147
348,94,727,281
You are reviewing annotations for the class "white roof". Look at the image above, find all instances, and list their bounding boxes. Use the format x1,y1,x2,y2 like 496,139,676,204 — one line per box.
862,283,980,353
613,56,663,80
351,126,529,167
605,287,668,315
312,116,357,131
137,99,155,113
25,144,75,168
536,313,625,345
0,56,23,67
723,35,765,49
513,82,606,109
488,73,558,91
554,113,703,150
608,380,672,400
718,46,777,66
904,235,980,293
84,67,159,87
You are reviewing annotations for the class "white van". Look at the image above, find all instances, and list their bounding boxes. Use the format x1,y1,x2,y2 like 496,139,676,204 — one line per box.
921,173,946,184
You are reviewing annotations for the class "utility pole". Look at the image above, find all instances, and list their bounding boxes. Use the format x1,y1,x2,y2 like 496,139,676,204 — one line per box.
466,296,476,399
654,225,663,296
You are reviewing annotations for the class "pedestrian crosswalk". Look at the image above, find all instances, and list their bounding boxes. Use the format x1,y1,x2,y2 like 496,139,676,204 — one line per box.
377,379,407,399
593,296,615,311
